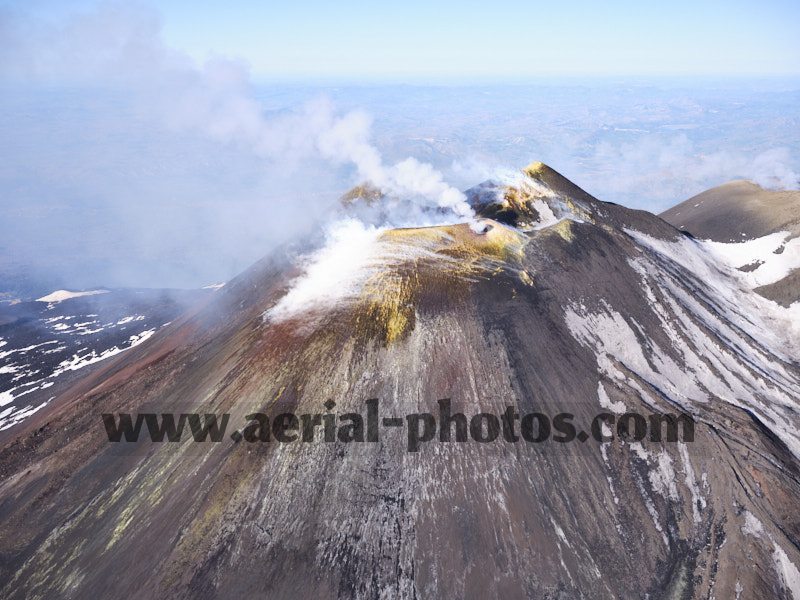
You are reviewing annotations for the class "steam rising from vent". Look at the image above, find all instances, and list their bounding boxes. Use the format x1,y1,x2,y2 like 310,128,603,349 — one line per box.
267,219,386,321
316,114,473,219
0,5,472,225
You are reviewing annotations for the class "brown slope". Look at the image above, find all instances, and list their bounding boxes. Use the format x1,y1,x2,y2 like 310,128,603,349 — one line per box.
660,180,800,242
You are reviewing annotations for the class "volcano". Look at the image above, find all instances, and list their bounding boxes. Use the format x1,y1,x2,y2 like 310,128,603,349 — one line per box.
1,163,799,599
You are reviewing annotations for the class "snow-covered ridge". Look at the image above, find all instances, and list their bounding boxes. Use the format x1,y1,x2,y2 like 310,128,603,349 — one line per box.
36,289,110,303
563,227,800,463
561,226,800,586
625,228,800,350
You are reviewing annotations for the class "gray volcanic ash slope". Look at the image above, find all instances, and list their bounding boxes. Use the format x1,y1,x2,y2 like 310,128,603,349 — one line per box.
1,164,799,599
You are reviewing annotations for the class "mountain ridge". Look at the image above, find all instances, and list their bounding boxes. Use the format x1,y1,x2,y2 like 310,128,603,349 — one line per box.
0,164,798,599
661,180,800,306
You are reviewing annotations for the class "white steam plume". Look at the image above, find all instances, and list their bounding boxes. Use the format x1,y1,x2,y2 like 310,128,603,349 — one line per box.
0,3,472,223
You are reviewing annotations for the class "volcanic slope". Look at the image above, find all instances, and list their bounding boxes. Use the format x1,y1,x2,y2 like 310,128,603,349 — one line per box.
660,180,800,242
661,180,800,306
1,163,799,599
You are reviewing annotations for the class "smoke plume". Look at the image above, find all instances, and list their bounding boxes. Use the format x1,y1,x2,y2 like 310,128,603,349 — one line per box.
0,3,470,221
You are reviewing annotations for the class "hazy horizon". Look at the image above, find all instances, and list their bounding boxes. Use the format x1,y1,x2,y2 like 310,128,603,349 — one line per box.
1,2,798,295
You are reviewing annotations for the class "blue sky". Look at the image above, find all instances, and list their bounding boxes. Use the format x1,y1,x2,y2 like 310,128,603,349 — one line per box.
5,0,800,79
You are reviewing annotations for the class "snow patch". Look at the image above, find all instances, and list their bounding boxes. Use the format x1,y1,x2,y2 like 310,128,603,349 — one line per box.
678,442,705,523
597,382,626,414
703,232,800,288
773,543,800,600
649,451,679,501
36,290,110,303
0,398,51,431
741,511,764,538
52,329,156,376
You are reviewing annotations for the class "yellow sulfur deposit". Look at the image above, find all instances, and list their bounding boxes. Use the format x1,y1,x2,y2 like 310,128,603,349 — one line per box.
352,220,528,344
